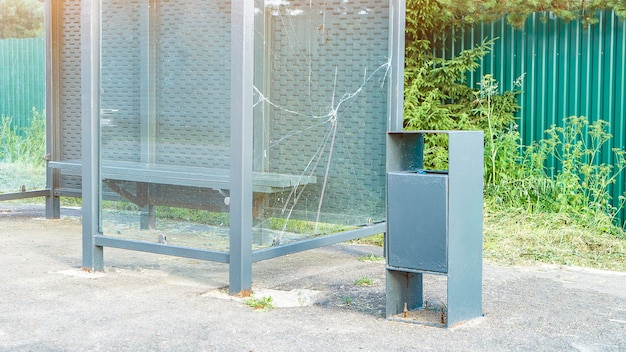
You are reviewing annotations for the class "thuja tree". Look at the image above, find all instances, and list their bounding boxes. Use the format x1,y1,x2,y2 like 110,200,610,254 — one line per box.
403,0,625,173
436,0,626,27
403,0,521,171
404,0,626,227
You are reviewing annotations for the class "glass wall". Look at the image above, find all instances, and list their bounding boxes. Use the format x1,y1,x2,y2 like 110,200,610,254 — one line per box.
97,0,389,251
99,0,232,250
0,38,46,195
251,1,390,247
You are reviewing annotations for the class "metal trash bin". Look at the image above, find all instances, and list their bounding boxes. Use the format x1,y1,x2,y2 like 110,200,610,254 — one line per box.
386,130,484,327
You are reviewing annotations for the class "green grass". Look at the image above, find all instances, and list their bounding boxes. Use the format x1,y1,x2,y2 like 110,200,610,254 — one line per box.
0,161,45,193
358,253,384,262
0,110,45,167
244,295,274,311
483,205,626,271
352,234,384,247
354,276,374,286
267,217,353,235
156,206,230,227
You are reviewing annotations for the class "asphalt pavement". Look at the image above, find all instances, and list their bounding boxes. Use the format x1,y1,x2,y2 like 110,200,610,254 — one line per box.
1,204,625,351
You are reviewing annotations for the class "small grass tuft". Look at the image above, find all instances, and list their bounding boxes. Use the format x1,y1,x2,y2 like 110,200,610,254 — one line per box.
354,276,374,286
342,295,352,306
351,233,384,247
358,253,384,262
244,295,274,311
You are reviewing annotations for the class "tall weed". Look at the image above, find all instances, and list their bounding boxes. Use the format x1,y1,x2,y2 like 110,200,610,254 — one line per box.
488,115,626,231
0,108,45,167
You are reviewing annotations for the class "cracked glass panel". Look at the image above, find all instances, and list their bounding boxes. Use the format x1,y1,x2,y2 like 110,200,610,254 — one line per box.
98,0,390,251
99,0,232,250
251,0,390,247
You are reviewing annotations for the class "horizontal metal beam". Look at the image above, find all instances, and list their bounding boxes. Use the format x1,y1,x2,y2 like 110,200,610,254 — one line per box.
94,235,230,263
251,222,386,262
52,188,82,198
0,189,51,201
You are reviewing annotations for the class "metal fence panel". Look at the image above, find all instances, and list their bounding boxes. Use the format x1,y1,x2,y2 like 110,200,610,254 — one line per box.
441,11,626,224
0,37,45,130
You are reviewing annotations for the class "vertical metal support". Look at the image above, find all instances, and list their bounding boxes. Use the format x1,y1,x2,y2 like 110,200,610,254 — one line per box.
139,0,157,164
139,0,157,229
229,0,254,295
385,0,411,319
137,183,155,229
45,0,61,219
386,270,423,317
81,0,103,271
253,0,270,172
387,0,406,132
447,131,483,326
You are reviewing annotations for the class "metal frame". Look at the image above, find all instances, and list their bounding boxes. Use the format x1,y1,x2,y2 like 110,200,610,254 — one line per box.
81,0,103,271
0,0,407,295
45,0,62,219
228,0,255,294
388,0,406,133
0,0,62,210
72,0,407,295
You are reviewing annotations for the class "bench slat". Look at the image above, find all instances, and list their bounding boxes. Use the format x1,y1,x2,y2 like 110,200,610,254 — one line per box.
49,160,316,193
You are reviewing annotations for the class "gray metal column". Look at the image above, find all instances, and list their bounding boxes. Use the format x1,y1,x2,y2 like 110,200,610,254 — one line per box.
45,0,61,219
81,0,103,271
229,0,255,295
138,0,157,229
385,0,419,321
387,0,406,132
447,131,484,325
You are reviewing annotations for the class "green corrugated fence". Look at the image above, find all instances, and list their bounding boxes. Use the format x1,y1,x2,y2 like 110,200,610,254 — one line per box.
0,37,45,131
443,10,626,224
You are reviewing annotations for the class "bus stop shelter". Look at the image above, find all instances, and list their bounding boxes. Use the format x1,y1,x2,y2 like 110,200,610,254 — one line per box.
1,0,408,294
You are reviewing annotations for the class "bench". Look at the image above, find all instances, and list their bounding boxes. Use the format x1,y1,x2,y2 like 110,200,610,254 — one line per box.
48,160,316,229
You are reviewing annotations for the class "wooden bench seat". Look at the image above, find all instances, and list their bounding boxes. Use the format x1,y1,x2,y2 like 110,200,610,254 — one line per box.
48,160,316,194
49,160,317,231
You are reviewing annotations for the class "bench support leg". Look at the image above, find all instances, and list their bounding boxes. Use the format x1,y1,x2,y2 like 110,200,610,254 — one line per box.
46,194,61,219
140,204,156,230
136,183,156,229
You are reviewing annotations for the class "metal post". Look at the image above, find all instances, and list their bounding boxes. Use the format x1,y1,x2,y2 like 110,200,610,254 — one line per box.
81,0,104,271
385,0,419,318
229,0,254,295
45,0,61,219
447,131,484,325
138,0,157,229
387,0,406,132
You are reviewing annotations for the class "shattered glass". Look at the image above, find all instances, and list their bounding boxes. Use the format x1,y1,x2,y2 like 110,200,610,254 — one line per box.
252,0,390,246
